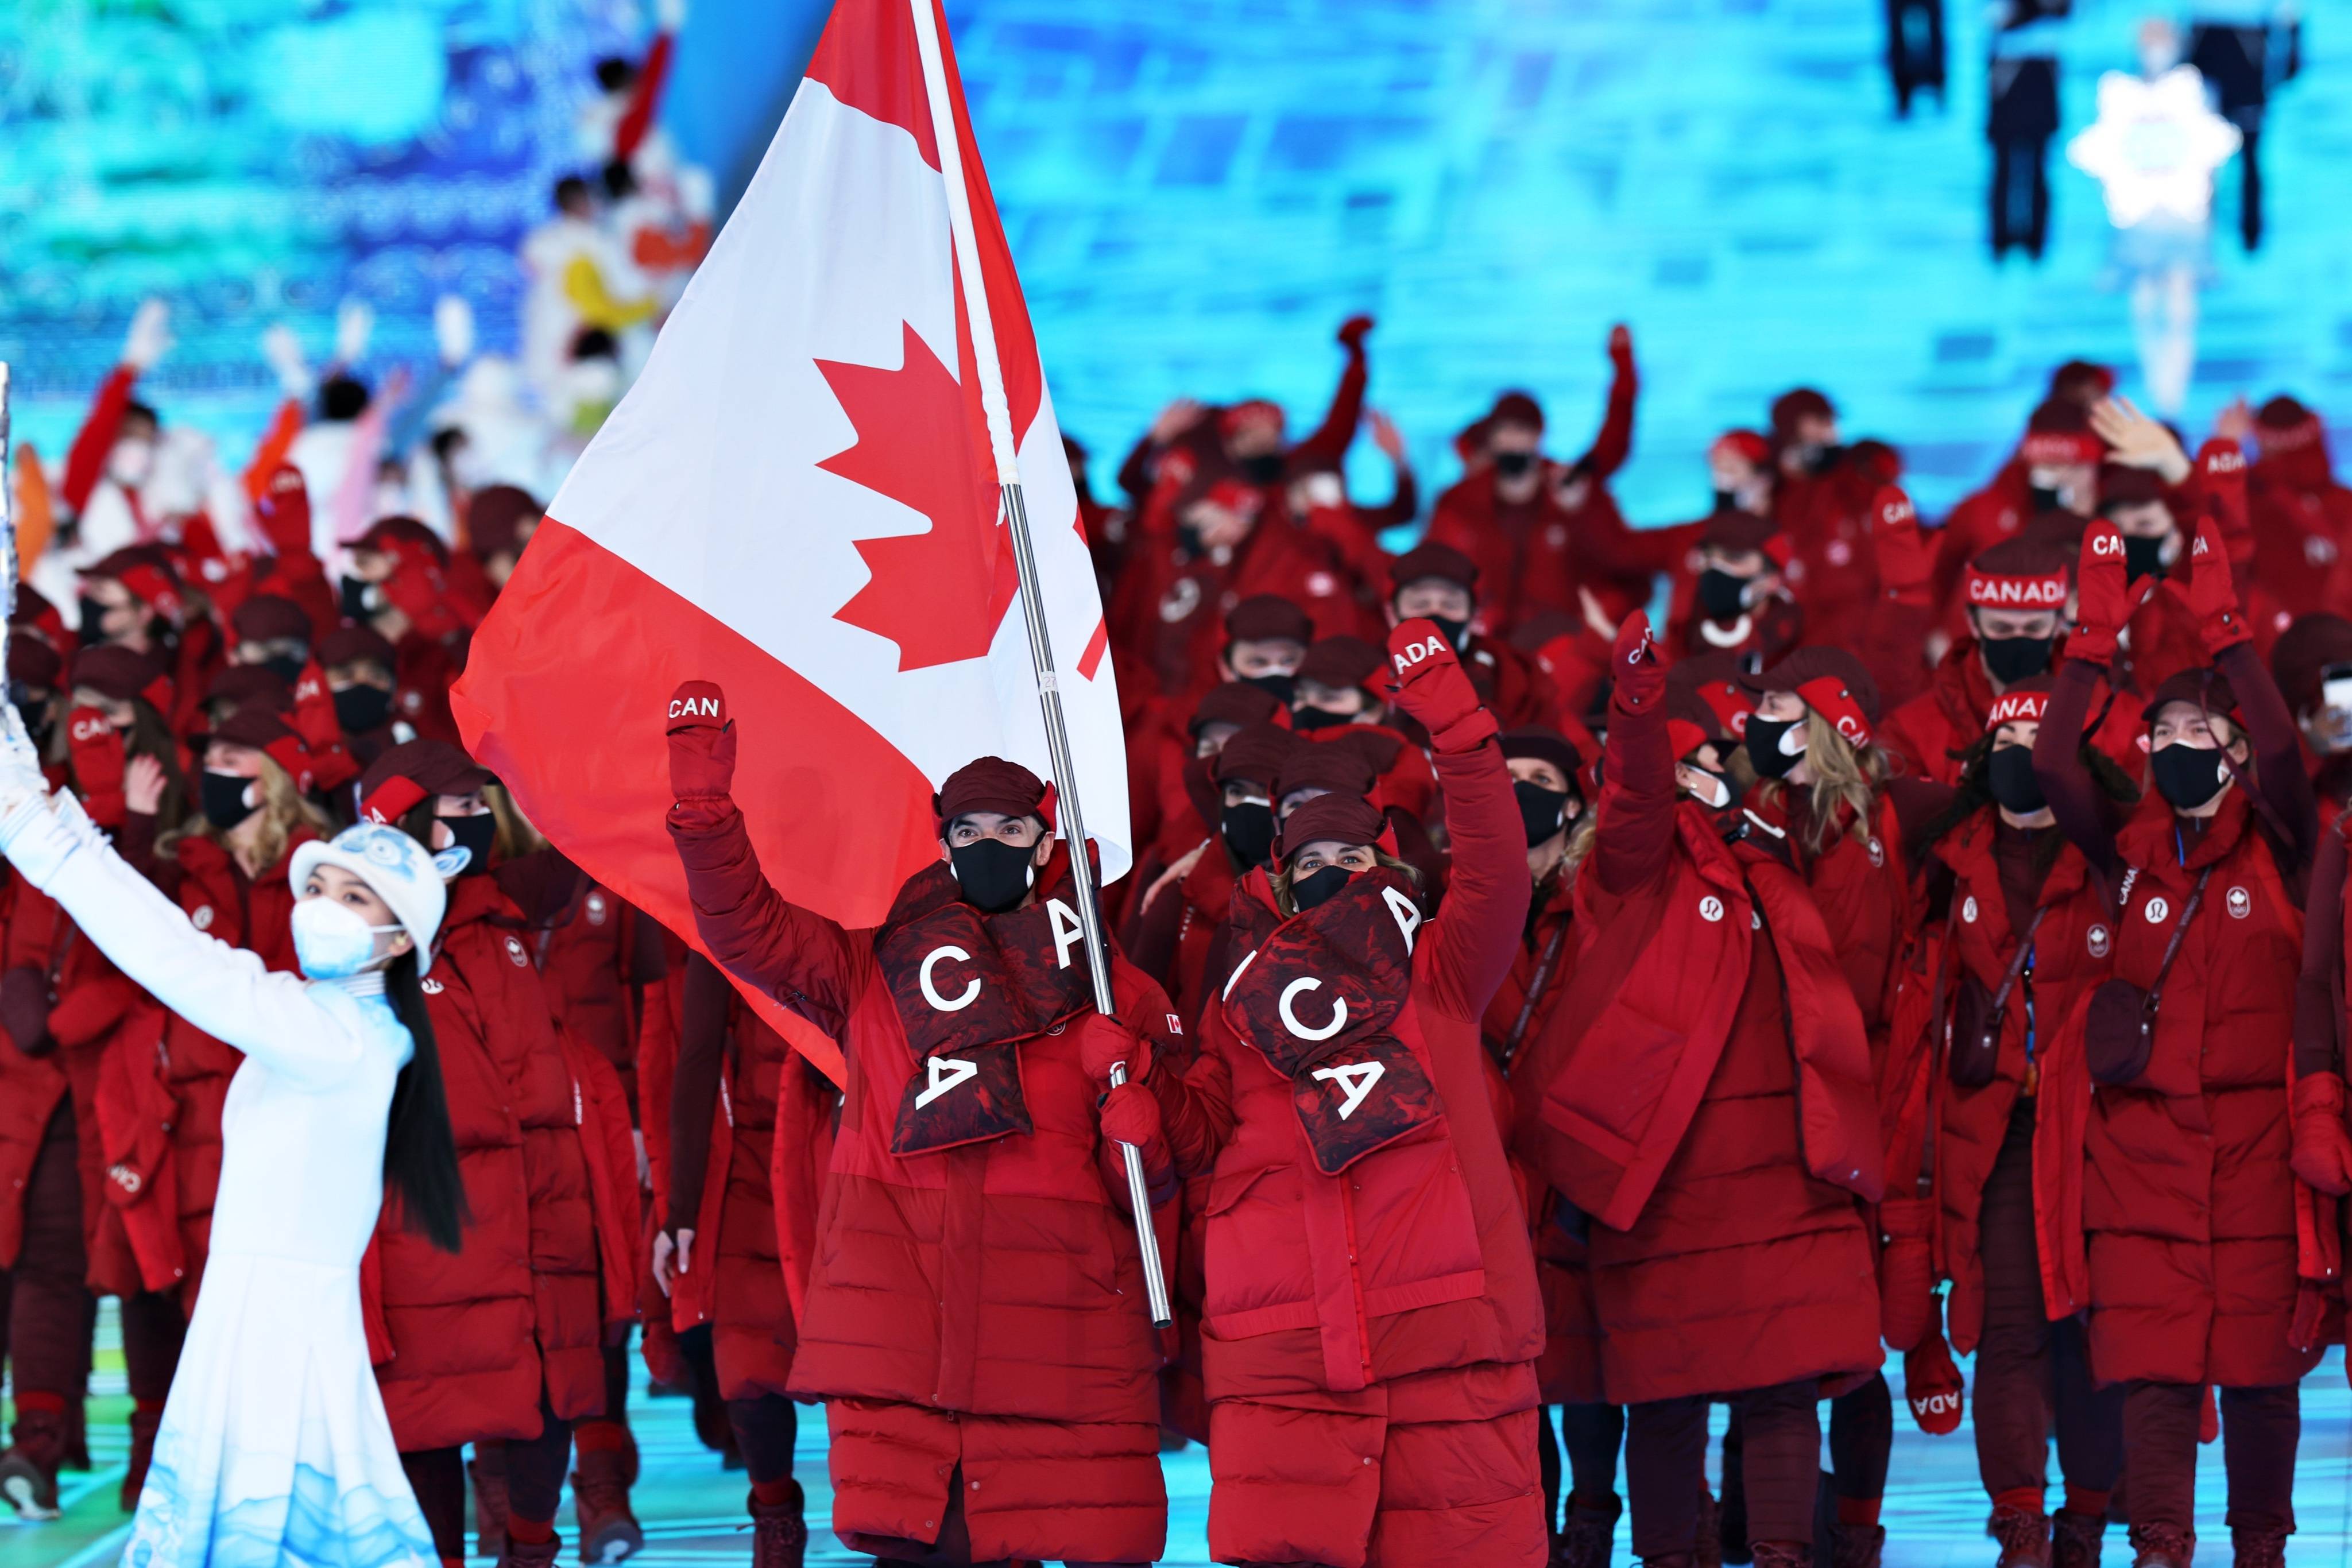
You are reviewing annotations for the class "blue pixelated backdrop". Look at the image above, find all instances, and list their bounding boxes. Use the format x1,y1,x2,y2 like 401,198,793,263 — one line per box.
3,0,2347,518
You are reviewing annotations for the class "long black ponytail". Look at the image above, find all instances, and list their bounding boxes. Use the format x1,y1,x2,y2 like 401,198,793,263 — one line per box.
381,946,466,1252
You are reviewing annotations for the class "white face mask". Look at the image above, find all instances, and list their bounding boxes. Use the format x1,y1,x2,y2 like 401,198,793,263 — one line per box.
290,896,403,980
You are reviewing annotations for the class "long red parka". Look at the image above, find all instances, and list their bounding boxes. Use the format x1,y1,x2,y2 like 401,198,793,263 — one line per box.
1532,676,1883,1406
2038,647,2331,1387
1912,812,2115,1350
100,823,315,1305
359,877,639,1451
0,875,139,1280
1154,726,1542,1400
670,802,1181,1562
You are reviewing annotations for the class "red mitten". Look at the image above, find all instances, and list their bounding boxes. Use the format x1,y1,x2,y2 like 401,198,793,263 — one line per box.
67,707,127,828
2186,516,2249,656
2195,436,2250,553
2290,1071,2352,1196
666,681,736,800
253,465,314,560
1607,323,1634,366
1904,1326,1966,1436
1610,610,1664,714
1387,619,1494,749
1871,485,1933,605
1876,1196,1936,1352
1336,314,1374,350
1078,1013,1150,1089
2069,520,2133,665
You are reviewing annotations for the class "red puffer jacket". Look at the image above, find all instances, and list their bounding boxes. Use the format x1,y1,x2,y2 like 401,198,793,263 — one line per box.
361,877,640,1450
102,824,314,1306
650,952,835,1399
1488,869,1602,1405
2082,789,2323,1386
0,876,138,1271
1533,675,1883,1406
1155,727,1544,1400
1912,813,2113,1350
668,811,1181,1427
1765,787,1911,1036
504,855,663,1116
1882,642,2144,787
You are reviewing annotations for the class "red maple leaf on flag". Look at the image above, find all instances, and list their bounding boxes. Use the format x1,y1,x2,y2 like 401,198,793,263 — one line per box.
819,322,1019,671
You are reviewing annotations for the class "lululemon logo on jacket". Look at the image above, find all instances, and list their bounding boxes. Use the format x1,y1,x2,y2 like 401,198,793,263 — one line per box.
422,978,445,995
1699,896,1725,923
191,905,215,932
586,891,608,925
2145,897,2171,924
2227,886,2251,919
1962,896,1979,924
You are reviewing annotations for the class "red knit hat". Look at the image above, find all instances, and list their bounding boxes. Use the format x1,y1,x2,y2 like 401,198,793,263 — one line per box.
1700,509,1784,557
1214,723,1299,791
1189,682,1285,737
2140,668,2240,726
204,705,314,793
1488,391,1545,433
2272,613,2352,716
2255,396,2324,453
355,515,453,570
1274,792,1386,862
1388,541,1479,594
932,757,1054,833
2048,360,2116,406
1769,388,1834,441
230,593,314,647
205,664,293,714
10,585,72,655
1742,648,1880,748
318,624,397,671
1500,727,1583,783
1297,635,1384,691
85,547,185,627
2019,400,2105,469
359,739,496,826
71,645,170,711
467,485,543,562
1668,654,1754,756
1224,594,1314,648
1710,429,1771,467
1274,741,1377,806
6,638,61,690
1964,537,2071,612
1217,398,1285,439
1986,675,2054,731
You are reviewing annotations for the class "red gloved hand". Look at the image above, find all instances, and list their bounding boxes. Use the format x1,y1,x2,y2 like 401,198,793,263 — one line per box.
2290,1071,2352,1196
1903,1327,1966,1437
1607,323,1634,366
2069,520,2133,665
1100,1081,1168,1162
2195,436,2250,551
1610,610,1665,714
666,680,737,800
67,707,127,828
2186,515,2250,656
1078,1013,1150,1089
1336,314,1374,350
1871,485,1933,603
1387,618,1494,749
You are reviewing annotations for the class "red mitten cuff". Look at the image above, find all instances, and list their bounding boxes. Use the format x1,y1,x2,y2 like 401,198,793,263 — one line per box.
1079,1013,1150,1087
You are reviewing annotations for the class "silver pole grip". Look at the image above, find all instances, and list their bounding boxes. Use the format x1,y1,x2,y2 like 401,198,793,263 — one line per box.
996,479,1172,1327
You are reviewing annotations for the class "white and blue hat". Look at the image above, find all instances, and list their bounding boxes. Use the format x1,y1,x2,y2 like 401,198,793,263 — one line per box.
289,823,470,974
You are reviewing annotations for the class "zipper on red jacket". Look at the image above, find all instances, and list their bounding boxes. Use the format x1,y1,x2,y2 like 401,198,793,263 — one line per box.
1341,1179,1373,1386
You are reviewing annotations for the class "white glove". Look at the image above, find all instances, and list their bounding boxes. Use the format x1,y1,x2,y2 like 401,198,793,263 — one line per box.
261,324,314,400
123,299,172,373
334,299,374,369
678,165,715,223
0,703,49,822
655,0,687,32
433,295,475,368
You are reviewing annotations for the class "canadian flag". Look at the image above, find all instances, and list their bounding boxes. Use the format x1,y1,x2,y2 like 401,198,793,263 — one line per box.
451,0,1127,1081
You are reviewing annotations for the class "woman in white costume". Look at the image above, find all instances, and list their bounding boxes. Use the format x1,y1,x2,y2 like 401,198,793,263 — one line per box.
0,715,466,1568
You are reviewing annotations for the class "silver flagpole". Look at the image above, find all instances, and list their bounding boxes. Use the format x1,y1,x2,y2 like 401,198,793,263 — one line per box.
1,363,14,680
908,0,1172,1328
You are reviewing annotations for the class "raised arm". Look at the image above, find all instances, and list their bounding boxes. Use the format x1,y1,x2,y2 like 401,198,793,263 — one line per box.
2187,512,2318,871
1386,618,1530,1019
1576,326,1638,482
1594,615,1679,897
1289,316,1372,470
663,682,860,1023
1862,485,1936,712
2034,522,2135,882
0,789,361,1089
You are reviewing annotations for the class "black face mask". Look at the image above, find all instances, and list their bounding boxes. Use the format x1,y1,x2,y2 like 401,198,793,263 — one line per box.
1237,453,1286,486
2028,483,2064,513
1743,714,1805,780
436,813,497,876
1291,704,1356,733
1683,765,1744,822
1712,487,1738,512
200,769,257,832
339,575,380,622
11,695,50,754
1986,745,2046,815
1221,800,1276,868
2122,535,2166,583
949,838,1037,915
332,684,393,734
1804,442,1845,477
262,653,308,687
1493,451,1537,481
2150,742,2230,811
1979,634,2054,686
1698,568,1753,620
78,596,114,643
1290,864,1353,912
1514,781,1573,848
1240,672,1296,706
1424,614,1471,652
